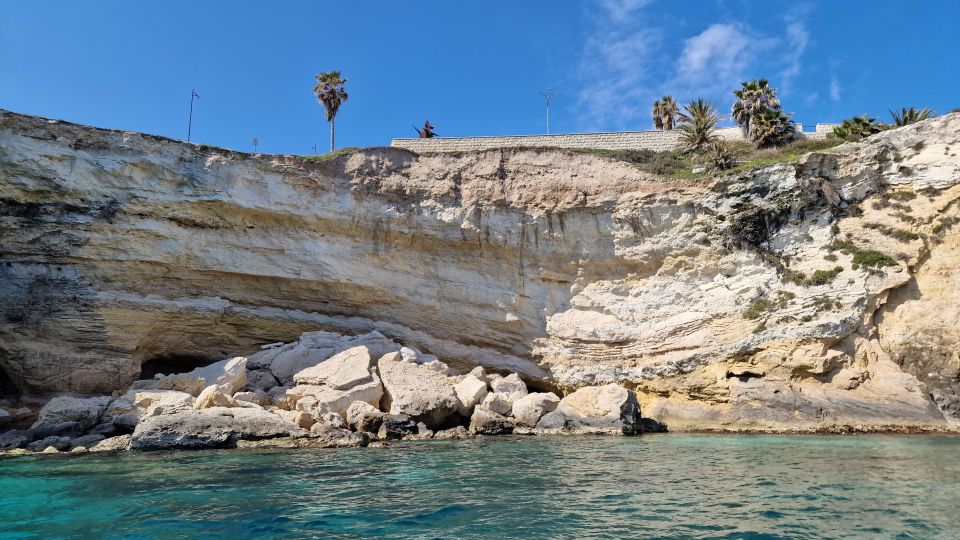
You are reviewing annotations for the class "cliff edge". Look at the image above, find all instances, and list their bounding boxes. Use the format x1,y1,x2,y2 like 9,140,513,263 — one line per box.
2,109,959,432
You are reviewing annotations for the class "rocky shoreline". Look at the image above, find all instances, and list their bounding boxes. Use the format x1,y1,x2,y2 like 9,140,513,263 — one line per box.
0,330,664,457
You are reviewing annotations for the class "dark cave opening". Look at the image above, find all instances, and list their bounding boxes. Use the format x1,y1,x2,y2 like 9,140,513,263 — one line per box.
138,353,216,380
0,364,19,401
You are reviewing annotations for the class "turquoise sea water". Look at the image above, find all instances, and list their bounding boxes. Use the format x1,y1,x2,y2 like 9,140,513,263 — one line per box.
1,435,959,539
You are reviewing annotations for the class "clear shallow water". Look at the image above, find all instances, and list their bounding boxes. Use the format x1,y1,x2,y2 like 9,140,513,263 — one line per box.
1,435,959,539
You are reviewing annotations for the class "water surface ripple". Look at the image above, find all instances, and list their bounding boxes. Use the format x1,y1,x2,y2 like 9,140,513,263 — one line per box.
1,434,958,539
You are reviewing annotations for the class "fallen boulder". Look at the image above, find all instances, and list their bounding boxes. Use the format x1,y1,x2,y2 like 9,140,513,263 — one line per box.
32,396,113,431
536,384,641,435
255,331,400,384
469,406,514,435
194,385,238,409
491,373,527,395
453,375,488,416
287,374,383,418
480,392,514,416
89,434,131,452
293,346,374,389
377,414,418,440
131,357,247,396
378,352,458,428
512,392,560,427
346,401,384,433
130,407,303,450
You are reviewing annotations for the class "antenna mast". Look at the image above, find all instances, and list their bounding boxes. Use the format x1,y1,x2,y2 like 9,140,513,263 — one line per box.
538,88,557,134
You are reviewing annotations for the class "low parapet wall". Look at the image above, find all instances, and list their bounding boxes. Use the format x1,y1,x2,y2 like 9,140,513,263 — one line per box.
391,124,828,153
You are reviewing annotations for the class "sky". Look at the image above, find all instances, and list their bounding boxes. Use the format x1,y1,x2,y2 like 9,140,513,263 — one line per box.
2,0,959,155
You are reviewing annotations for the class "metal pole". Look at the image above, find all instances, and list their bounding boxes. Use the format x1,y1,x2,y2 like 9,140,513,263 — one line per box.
538,89,557,134
187,89,199,142
546,100,551,134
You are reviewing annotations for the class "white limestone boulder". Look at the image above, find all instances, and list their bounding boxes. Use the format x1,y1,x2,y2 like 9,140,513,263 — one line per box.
469,406,514,435
292,346,374,389
536,384,641,434
194,385,238,409
491,373,527,395
286,374,383,418
512,392,560,427
256,331,402,384
272,409,315,429
479,392,513,416
377,352,458,428
132,357,247,397
345,401,384,433
453,375,488,416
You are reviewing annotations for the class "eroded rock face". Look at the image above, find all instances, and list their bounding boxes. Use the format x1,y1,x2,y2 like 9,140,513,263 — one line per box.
2,110,960,431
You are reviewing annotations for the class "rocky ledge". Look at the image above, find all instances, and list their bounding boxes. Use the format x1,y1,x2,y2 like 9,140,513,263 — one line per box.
0,331,660,456
2,110,960,434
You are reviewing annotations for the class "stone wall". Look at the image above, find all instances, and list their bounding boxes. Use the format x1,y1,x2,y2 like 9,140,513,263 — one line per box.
392,124,828,153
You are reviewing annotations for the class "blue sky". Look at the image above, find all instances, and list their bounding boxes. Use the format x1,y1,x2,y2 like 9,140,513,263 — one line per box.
2,1,958,154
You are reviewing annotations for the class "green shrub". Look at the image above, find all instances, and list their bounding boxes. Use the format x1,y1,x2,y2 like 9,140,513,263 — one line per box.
852,250,897,269
806,266,844,286
743,299,775,320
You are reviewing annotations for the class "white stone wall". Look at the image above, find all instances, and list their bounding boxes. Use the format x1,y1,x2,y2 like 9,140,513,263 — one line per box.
392,125,828,153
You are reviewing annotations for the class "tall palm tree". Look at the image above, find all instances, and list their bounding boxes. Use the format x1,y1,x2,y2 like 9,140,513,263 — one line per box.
750,109,796,148
313,71,349,152
677,99,720,152
732,79,780,137
889,107,934,127
652,95,679,130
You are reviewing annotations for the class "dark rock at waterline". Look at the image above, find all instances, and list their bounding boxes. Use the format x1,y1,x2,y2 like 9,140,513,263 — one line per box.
0,429,31,450
33,421,85,439
27,436,71,452
377,414,417,440
639,418,668,433
69,433,106,449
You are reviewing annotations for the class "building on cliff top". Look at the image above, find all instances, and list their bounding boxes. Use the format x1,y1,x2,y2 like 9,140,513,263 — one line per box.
391,123,840,153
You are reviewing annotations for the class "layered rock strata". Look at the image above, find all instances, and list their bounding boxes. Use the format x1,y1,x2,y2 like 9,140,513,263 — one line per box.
2,110,960,432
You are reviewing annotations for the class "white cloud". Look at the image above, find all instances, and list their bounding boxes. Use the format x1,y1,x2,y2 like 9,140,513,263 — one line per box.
573,3,816,130
675,23,757,92
599,0,652,22
576,28,661,129
830,77,842,101
779,21,809,89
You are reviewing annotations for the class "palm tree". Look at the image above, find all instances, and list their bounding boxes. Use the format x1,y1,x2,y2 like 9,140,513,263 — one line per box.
732,79,780,137
677,99,720,152
831,115,884,140
652,96,679,130
313,71,349,152
889,107,934,127
750,109,796,148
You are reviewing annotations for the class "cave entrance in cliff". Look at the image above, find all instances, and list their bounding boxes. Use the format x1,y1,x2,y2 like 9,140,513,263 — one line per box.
138,353,216,380
0,364,19,401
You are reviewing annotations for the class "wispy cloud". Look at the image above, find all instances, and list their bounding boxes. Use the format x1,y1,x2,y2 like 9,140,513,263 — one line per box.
576,20,662,130
574,2,816,130
598,0,653,22
830,77,842,101
674,23,769,97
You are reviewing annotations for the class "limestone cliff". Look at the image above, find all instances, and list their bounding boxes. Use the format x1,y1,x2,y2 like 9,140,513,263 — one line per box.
2,109,959,432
